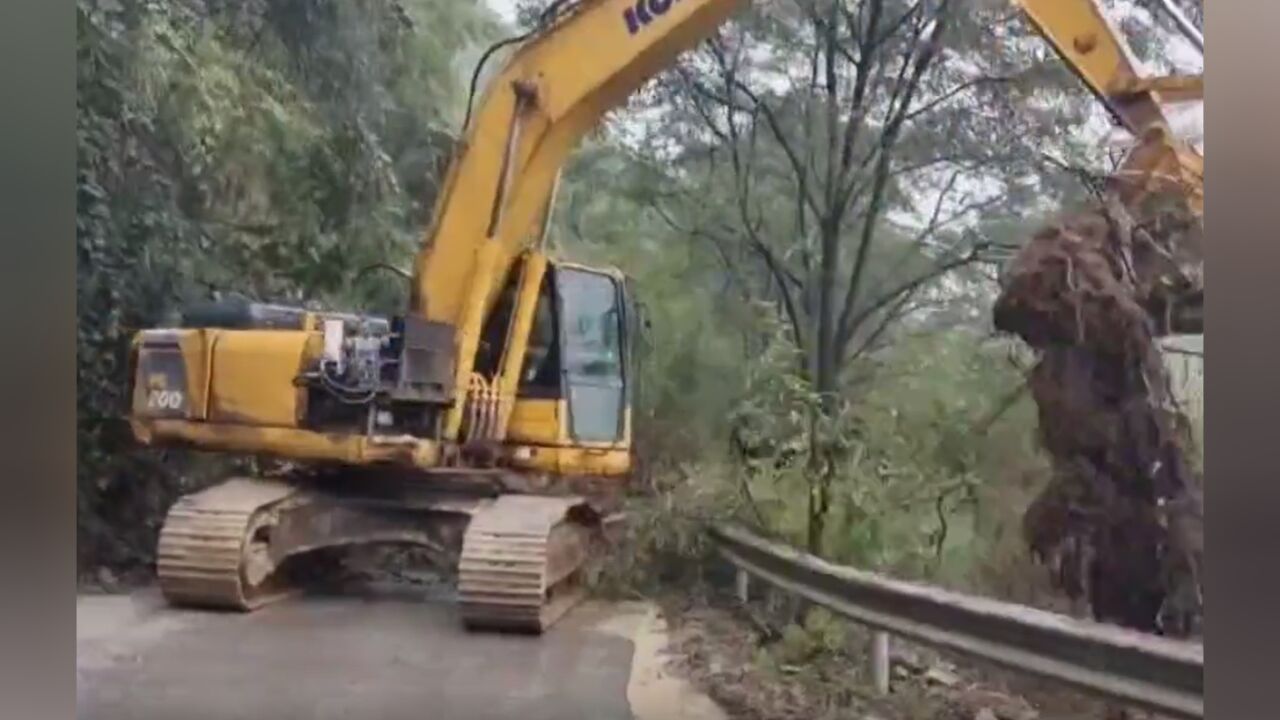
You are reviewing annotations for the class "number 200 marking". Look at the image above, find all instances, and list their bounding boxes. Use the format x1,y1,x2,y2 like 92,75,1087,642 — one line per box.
148,390,184,411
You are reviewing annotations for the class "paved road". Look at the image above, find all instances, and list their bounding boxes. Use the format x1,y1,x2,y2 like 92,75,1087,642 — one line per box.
77,584,725,720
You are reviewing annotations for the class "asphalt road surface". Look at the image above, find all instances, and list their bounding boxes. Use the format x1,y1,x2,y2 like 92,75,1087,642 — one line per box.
77,584,725,720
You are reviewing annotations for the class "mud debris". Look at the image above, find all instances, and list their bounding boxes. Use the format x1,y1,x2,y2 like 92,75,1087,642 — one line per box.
657,595,1110,720
992,194,1203,635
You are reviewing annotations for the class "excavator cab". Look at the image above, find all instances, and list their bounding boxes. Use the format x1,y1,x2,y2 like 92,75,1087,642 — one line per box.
474,259,635,475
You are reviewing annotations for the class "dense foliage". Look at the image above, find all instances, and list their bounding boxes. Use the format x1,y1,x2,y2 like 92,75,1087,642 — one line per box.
76,0,501,571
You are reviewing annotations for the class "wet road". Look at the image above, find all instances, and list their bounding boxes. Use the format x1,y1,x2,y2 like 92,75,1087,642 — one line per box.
77,585,725,720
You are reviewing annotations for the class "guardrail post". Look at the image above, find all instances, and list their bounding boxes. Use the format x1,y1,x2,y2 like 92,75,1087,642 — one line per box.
871,630,890,695
735,567,749,603
711,522,1204,718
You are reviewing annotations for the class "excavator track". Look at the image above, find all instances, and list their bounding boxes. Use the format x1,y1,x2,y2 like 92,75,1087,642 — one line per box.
156,478,304,611
157,478,609,632
457,495,598,633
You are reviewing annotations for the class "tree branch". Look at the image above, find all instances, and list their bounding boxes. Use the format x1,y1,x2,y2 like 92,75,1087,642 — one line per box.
746,230,809,355
838,241,989,362
835,0,883,197
835,0,950,219
834,0,955,353
902,74,1019,124
972,381,1030,436
651,198,805,351
705,41,826,219
836,147,894,351
868,1,925,49
798,31,822,279
843,288,922,365
821,0,842,215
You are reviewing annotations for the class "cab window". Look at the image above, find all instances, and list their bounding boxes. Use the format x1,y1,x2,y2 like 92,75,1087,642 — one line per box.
556,269,625,442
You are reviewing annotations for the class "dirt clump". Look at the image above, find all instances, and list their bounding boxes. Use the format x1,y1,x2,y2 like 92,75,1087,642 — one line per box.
992,194,1203,636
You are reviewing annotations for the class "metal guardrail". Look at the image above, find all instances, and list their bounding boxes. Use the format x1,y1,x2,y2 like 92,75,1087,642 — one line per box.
710,523,1204,719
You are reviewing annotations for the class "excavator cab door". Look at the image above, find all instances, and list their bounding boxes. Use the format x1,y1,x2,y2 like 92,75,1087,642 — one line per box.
555,267,628,444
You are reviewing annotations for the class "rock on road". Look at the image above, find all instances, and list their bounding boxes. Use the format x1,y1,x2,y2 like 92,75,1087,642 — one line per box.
77,584,726,720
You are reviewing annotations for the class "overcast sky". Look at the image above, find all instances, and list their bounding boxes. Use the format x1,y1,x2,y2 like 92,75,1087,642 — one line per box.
480,0,1200,139
487,0,519,25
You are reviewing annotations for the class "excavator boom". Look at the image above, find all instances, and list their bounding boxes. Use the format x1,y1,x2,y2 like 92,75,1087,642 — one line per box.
412,0,746,438
1014,0,1203,215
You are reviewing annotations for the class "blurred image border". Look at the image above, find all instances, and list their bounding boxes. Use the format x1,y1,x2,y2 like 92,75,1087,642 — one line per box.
0,0,1269,718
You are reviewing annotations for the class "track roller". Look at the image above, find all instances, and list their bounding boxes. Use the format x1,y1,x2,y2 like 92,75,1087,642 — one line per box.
457,495,598,633
156,478,304,611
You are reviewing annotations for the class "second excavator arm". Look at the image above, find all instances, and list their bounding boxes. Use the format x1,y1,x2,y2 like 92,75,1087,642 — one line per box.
1014,0,1204,332
1014,0,1203,216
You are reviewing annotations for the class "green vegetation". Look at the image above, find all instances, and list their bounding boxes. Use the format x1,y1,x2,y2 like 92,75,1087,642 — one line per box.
76,0,502,571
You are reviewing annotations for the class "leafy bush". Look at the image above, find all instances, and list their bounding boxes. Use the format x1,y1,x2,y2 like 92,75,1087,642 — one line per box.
594,461,747,598
76,0,500,574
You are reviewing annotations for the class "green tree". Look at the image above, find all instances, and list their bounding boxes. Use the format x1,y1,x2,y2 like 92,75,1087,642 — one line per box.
633,0,1095,554
76,0,501,572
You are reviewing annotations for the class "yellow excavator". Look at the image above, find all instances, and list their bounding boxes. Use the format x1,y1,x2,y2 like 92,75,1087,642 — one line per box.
130,0,753,633
127,0,1204,633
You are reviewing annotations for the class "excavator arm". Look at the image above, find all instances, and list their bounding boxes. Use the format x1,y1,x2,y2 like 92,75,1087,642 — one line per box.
419,0,1204,305
1012,0,1204,333
411,0,746,438
415,0,1205,437
423,0,1204,440
1013,0,1203,215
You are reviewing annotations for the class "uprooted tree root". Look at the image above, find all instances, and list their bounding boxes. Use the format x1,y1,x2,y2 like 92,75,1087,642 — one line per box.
992,195,1203,636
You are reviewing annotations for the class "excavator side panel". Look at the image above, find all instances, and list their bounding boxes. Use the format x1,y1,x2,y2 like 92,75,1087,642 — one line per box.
132,327,319,430
504,398,631,476
130,329,207,422
206,330,317,427
506,398,563,445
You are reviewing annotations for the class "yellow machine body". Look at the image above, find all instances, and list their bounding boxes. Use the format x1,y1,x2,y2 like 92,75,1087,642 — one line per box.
130,256,635,478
